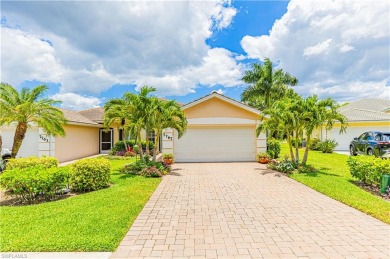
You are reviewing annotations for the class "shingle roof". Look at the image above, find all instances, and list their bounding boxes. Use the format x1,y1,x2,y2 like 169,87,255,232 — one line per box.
59,109,99,125
78,107,104,123
339,98,390,113
341,108,390,122
339,98,390,122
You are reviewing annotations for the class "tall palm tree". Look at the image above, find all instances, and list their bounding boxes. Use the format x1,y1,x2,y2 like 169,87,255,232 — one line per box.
301,95,347,164
103,85,157,161
241,58,298,109
0,83,67,158
150,98,187,161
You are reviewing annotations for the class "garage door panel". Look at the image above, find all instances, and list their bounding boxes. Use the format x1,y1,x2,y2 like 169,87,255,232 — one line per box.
174,127,255,162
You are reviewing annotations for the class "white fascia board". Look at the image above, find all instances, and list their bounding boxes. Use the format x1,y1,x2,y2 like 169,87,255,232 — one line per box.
187,117,257,125
182,93,260,115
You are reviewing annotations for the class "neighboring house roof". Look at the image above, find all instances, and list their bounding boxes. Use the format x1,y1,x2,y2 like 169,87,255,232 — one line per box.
339,98,390,122
339,98,390,113
78,107,104,123
182,91,260,115
60,109,100,126
341,108,390,122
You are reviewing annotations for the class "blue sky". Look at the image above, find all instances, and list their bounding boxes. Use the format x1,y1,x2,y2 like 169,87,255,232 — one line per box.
1,0,389,110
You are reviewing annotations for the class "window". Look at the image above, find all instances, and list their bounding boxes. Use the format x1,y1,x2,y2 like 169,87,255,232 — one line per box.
148,131,155,143
358,133,367,140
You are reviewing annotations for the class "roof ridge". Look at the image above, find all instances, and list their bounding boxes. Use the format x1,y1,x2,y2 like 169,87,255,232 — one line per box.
352,108,390,114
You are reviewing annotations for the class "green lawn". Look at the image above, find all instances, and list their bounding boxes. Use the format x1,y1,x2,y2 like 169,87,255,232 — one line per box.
0,158,161,252
280,144,390,224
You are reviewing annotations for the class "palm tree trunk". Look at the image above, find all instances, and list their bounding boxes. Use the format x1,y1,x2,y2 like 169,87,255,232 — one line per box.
0,133,2,151
286,130,295,162
152,130,159,162
302,134,311,165
138,130,144,161
11,122,28,158
294,130,300,163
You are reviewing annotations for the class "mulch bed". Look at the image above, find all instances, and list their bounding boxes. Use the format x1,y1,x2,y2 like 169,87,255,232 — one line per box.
353,182,390,202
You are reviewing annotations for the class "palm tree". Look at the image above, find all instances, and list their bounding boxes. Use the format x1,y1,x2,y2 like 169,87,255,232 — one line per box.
257,97,300,162
103,85,157,161
241,58,298,109
0,83,67,158
301,95,347,164
150,98,187,161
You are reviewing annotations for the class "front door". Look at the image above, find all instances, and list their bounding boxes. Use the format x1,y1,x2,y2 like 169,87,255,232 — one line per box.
100,129,113,153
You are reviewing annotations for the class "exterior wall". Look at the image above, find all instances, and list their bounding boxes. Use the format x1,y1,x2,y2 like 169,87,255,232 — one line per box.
184,97,259,120
55,125,99,163
162,128,174,154
38,127,55,158
1,125,39,158
316,121,390,151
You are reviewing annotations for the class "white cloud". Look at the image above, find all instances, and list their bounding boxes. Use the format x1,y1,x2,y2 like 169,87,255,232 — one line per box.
240,0,389,101
1,0,241,97
51,93,101,111
215,88,225,95
303,39,332,57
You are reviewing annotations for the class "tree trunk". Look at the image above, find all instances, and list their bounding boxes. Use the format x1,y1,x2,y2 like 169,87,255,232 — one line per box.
12,122,28,158
145,128,150,157
302,134,311,165
286,131,295,162
0,133,2,151
138,130,144,161
294,130,299,163
152,130,159,162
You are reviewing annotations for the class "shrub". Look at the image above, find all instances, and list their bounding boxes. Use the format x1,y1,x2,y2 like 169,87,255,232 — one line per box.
121,160,167,177
348,156,390,186
318,139,338,153
267,138,281,159
6,156,58,170
276,160,298,173
112,140,154,153
69,158,111,192
296,164,317,174
140,166,162,177
308,138,321,150
0,166,69,203
125,151,136,157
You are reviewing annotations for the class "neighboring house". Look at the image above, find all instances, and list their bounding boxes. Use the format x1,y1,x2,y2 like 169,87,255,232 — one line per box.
313,98,390,151
1,92,266,162
1,108,119,163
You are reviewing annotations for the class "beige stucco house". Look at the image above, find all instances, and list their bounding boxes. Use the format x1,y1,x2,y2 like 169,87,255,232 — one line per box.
313,98,390,151
2,92,266,163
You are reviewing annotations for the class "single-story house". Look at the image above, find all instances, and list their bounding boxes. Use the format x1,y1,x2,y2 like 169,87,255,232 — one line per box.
313,98,390,151
1,92,266,163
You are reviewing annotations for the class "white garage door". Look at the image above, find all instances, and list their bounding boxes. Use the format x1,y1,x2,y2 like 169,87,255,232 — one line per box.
331,125,390,151
174,126,255,162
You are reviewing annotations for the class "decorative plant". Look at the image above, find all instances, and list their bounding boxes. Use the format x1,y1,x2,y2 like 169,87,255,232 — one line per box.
257,152,270,164
257,152,270,159
162,154,174,165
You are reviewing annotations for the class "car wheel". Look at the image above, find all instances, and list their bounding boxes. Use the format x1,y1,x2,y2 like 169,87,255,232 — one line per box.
367,149,373,156
350,146,357,156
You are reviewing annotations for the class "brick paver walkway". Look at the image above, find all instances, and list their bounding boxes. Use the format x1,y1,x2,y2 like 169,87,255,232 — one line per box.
111,163,390,258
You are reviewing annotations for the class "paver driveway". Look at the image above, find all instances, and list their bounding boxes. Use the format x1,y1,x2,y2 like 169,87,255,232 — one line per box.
111,163,390,258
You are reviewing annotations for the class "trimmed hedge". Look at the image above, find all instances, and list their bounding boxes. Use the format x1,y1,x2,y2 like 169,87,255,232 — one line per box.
69,158,111,192
0,166,69,203
348,156,390,186
6,157,58,170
